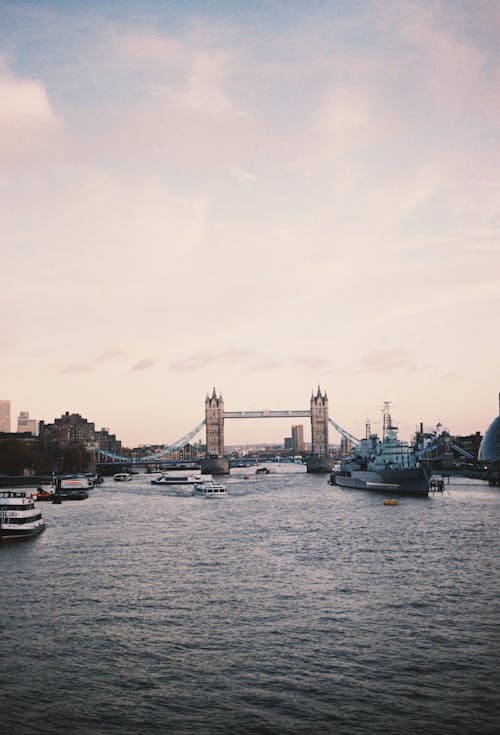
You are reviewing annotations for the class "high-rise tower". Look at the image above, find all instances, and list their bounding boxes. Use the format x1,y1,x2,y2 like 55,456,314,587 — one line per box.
0,400,11,432
291,424,305,454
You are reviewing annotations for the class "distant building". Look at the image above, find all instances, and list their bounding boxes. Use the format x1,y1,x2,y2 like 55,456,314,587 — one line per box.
452,432,483,462
479,393,500,486
95,427,122,455
284,437,292,450
130,442,199,461
0,400,11,432
39,412,96,452
340,436,353,456
17,411,38,435
291,424,305,454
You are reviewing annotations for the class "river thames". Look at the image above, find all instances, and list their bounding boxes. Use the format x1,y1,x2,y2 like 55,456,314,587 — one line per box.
1,467,499,734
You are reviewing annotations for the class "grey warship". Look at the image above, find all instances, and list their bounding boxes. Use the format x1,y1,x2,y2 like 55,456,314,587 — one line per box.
329,403,430,496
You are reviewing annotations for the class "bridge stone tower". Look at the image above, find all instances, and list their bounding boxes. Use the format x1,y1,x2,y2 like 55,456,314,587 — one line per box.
202,388,229,475
205,387,224,457
307,386,333,473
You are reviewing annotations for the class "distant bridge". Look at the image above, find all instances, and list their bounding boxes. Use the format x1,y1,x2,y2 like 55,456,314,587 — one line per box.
97,388,361,465
416,440,475,462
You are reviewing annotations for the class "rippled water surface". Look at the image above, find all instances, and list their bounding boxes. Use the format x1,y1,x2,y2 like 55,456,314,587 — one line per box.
1,469,499,734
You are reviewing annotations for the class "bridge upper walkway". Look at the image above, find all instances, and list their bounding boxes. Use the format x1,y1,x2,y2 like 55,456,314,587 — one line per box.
223,410,311,419
97,412,360,464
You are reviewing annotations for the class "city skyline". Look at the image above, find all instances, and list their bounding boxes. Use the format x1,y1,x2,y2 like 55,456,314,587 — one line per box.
1,1,499,447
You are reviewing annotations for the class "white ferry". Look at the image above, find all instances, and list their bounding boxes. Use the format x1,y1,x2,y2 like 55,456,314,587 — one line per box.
151,474,202,486
193,480,227,496
0,490,46,542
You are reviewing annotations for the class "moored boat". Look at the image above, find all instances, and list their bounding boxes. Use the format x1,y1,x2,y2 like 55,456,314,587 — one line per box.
31,485,57,501
193,480,227,496
0,490,45,542
31,476,89,501
54,488,89,500
329,403,430,496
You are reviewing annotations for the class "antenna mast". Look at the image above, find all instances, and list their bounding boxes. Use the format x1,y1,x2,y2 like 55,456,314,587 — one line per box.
382,401,391,440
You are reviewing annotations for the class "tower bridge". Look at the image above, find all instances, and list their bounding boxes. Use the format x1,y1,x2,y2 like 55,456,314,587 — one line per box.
97,386,359,474
204,386,332,474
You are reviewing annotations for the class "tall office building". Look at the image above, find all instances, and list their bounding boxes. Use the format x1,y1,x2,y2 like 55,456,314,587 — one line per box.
291,424,305,454
0,400,11,432
17,411,38,435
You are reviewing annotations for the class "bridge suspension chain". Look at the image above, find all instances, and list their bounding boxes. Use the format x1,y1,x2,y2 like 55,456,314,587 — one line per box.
140,419,206,461
416,440,475,462
97,419,206,464
328,418,360,446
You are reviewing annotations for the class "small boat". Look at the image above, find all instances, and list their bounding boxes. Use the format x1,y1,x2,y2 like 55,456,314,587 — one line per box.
31,485,57,501
384,499,399,506
151,474,202,486
113,472,132,482
0,490,45,542
193,480,227,496
255,467,270,475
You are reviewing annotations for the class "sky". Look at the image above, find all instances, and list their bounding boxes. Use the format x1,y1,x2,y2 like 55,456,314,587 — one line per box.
1,0,499,448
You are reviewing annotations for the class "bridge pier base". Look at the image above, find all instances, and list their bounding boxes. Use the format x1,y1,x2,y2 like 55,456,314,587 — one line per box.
201,458,230,475
306,457,334,473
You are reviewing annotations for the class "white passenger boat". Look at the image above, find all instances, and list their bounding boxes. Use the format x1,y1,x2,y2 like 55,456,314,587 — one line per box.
151,474,202,486
193,480,227,496
113,472,132,482
0,490,45,542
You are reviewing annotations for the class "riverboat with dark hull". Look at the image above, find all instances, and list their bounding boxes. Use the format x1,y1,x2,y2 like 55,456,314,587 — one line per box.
330,466,429,495
151,474,202,486
329,403,430,496
0,490,45,542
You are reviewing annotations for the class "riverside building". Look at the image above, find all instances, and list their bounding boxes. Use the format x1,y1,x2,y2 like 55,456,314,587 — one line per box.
0,400,11,432
17,411,38,435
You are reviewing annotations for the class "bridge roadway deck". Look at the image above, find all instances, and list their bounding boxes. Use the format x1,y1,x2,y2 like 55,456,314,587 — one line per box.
223,410,311,419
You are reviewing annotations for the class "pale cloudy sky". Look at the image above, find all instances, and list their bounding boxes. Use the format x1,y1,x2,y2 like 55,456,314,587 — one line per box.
1,0,499,447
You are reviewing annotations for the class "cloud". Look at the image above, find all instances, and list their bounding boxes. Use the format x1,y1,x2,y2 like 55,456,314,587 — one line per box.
96,349,128,362
295,356,331,369
0,62,61,166
355,348,422,374
169,349,283,373
131,358,155,371
170,352,218,372
246,358,282,373
60,362,92,375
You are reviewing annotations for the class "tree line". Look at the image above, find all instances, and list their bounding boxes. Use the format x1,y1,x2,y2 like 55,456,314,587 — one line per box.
0,439,90,475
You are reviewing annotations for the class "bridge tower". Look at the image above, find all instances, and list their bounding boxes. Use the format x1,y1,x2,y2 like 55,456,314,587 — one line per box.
310,386,329,456
202,388,229,475
307,386,333,473
205,387,225,457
